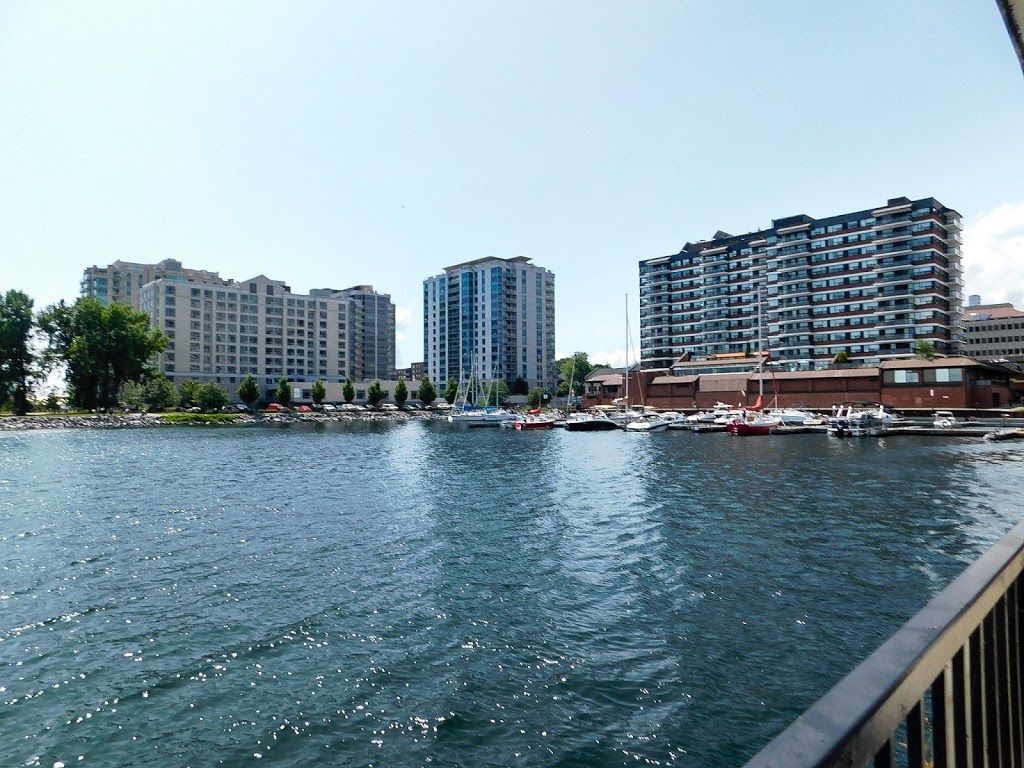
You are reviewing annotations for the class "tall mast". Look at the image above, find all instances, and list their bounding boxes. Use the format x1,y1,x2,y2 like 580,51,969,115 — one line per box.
625,293,629,407
756,282,764,398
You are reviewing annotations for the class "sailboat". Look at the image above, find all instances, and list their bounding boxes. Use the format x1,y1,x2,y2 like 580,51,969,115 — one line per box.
726,284,781,436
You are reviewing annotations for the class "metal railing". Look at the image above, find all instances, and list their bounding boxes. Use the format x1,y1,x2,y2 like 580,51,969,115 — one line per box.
744,518,1024,768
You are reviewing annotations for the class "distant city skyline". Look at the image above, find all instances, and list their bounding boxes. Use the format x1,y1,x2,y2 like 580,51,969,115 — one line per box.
3,2,1022,369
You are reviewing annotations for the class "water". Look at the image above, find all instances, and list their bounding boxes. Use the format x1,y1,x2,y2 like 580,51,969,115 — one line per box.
2,423,1022,767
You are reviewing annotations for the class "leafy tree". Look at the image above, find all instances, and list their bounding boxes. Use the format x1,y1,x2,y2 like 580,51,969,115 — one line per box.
512,377,530,396
444,376,459,404
366,379,384,408
527,387,544,408
277,377,292,407
485,379,508,406
38,298,167,412
0,290,35,415
394,377,408,408
45,392,60,413
417,375,437,406
179,379,203,407
198,381,229,412
310,379,327,405
914,340,936,360
835,351,849,365
120,381,146,411
343,377,355,404
556,352,597,400
143,374,179,411
237,374,260,409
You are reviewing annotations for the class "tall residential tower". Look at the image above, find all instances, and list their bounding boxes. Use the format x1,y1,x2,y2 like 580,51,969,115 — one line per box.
423,257,556,391
639,197,964,370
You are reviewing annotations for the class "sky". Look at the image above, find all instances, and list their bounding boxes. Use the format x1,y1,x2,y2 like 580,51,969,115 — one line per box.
2,1,1023,369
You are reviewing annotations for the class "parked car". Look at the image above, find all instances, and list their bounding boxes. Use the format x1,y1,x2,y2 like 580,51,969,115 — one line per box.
401,403,420,410
339,403,360,411
268,403,288,412
321,403,337,412
381,403,399,411
296,405,314,412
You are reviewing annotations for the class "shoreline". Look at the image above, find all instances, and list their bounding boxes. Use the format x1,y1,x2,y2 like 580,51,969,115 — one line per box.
0,410,452,431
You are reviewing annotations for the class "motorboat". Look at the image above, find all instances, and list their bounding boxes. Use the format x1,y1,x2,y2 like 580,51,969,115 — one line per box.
564,412,621,432
767,406,820,426
687,402,735,424
624,414,671,432
827,402,893,437
726,410,781,436
933,410,959,428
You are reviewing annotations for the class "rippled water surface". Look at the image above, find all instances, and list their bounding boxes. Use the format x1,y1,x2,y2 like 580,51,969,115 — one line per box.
2,423,1023,767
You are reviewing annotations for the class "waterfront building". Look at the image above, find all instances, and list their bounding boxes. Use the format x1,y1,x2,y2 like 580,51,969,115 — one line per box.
423,257,556,391
963,301,1024,363
142,275,354,401
639,196,964,370
310,285,396,381
81,259,230,310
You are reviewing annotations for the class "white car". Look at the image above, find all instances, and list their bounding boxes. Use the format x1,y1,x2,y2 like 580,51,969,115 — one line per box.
339,403,360,411
321,403,337,412
381,403,399,411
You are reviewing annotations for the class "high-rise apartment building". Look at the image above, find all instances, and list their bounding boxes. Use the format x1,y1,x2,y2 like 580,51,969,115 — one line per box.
310,285,396,381
423,257,556,391
141,275,356,398
639,197,964,370
81,259,229,309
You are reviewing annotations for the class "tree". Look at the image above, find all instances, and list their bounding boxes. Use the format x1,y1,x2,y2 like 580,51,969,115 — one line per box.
512,377,530,396
394,378,408,408
277,377,292,407
311,379,327,405
915,340,937,360
556,352,597,400
45,392,60,413
38,298,167,412
0,290,35,415
444,376,459,404
143,374,179,411
485,379,508,406
527,387,544,408
417,375,437,406
179,379,203,407
237,374,260,410
366,379,384,408
120,381,146,411
198,381,229,412
343,377,355,403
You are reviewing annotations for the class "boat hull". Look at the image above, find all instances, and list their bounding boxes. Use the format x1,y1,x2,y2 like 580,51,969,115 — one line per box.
515,420,556,430
565,417,620,432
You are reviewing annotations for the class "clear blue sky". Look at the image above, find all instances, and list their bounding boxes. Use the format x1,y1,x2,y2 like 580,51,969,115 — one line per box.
2,1,1022,369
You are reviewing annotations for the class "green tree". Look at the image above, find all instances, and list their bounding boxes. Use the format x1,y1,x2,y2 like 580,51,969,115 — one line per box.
444,376,459,404
366,379,384,408
914,340,936,360
394,377,408,408
485,379,508,406
179,379,203,407
45,392,60,413
311,379,327,405
38,298,167,412
343,377,355,403
417,375,437,406
143,374,179,411
0,290,36,415
527,387,544,408
120,381,146,411
237,374,260,410
512,377,530,396
198,381,229,412
277,377,292,407
556,352,597,400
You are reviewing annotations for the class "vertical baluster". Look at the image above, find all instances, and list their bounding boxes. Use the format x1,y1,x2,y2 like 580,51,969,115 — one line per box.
996,596,1013,766
968,625,986,768
952,646,970,767
983,610,1001,767
934,669,950,768
1011,579,1024,765
908,699,926,768
874,738,893,768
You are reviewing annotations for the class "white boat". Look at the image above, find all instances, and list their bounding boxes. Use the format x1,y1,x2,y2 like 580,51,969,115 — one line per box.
827,402,894,437
767,407,820,426
448,406,517,427
933,410,959,428
625,414,671,432
564,412,621,431
687,402,734,424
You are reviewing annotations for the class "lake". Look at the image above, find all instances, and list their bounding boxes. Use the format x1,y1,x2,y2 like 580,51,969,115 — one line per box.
2,422,1022,767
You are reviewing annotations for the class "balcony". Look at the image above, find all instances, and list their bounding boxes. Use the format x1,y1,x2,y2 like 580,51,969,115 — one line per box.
744,518,1024,768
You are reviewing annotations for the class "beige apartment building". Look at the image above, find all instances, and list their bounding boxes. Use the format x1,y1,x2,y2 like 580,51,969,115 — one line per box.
81,258,229,310
141,274,395,403
963,300,1024,363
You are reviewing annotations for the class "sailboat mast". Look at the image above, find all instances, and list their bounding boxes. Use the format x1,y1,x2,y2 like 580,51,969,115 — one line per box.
757,283,764,399
625,294,629,408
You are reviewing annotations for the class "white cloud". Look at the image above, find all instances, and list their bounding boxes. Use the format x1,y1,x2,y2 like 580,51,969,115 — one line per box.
962,202,1024,307
394,305,411,344
590,350,628,369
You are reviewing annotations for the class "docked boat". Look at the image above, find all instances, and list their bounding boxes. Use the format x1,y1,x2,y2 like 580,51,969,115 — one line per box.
564,412,621,431
687,402,734,424
726,408,782,436
933,410,959,428
514,409,557,430
767,406,820,426
624,414,671,432
448,406,517,428
827,402,894,437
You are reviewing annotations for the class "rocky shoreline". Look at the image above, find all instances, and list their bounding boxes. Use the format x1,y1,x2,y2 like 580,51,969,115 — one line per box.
0,411,451,431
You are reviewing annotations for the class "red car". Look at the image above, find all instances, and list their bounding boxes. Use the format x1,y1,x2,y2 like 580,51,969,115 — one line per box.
296,405,313,412
268,403,288,412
